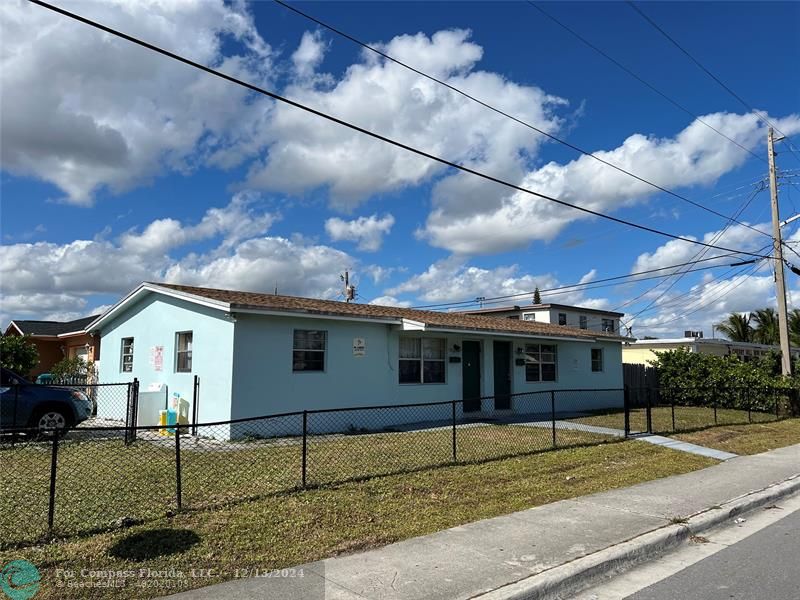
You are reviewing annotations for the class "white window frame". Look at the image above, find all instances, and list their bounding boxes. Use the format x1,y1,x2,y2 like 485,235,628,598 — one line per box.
522,313,536,322
120,337,134,373
399,337,446,384
292,330,327,373
524,343,558,382
175,331,193,373
591,348,604,372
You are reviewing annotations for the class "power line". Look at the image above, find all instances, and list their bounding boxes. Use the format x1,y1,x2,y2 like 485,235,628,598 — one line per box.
626,0,800,167
528,1,767,165
29,0,772,261
273,0,769,238
411,250,757,310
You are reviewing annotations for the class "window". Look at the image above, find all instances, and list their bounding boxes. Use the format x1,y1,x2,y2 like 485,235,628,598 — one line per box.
522,313,536,321
591,348,604,372
399,337,446,384
293,330,326,372
524,344,557,382
175,331,193,373
120,338,134,372
579,315,588,330
507,315,520,320
558,313,567,326
602,318,615,332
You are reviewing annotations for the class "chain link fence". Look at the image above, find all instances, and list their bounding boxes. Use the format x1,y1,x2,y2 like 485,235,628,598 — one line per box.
1,385,795,547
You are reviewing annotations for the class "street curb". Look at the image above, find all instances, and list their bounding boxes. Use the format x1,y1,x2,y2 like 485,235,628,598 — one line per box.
473,473,800,600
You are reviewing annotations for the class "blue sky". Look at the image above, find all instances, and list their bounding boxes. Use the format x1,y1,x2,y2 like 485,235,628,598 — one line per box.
1,0,799,337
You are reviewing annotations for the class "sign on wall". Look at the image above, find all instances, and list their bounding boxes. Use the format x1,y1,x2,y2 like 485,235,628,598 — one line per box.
353,337,366,357
150,346,164,371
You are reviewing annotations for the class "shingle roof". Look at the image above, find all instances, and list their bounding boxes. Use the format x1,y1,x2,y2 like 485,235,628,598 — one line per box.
153,283,628,342
10,315,100,337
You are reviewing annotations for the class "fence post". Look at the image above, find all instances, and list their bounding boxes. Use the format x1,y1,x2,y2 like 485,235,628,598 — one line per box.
775,389,780,421
645,388,653,434
301,410,308,488
550,390,557,448
191,375,200,436
47,429,59,532
713,399,718,425
451,400,457,463
747,388,752,423
175,425,182,511
624,386,630,437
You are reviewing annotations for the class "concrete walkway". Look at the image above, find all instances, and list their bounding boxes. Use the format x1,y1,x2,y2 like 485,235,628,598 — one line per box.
168,444,800,600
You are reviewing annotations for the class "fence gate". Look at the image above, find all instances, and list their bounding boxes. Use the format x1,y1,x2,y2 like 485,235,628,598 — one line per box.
124,379,139,445
624,386,650,435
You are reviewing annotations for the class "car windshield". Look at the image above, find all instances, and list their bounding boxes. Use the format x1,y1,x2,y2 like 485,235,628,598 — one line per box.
0,369,25,386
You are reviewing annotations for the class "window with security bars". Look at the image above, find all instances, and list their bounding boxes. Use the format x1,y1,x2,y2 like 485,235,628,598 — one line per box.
176,331,193,372
293,330,326,372
591,348,604,372
579,315,588,329
399,337,446,384
602,318,615,332
120,338,134,372
524,343,557,382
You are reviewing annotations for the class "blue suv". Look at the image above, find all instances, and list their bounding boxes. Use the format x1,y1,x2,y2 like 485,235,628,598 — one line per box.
0,368,93,432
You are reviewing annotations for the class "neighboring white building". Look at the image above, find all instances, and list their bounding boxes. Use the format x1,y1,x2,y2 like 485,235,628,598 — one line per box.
457,304,624,335
623,337,800,365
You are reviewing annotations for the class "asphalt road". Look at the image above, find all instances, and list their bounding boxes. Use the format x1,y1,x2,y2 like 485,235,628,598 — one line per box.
628,508,800,600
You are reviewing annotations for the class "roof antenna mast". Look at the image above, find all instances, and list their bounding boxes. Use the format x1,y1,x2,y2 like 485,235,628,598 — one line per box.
341,270,356,303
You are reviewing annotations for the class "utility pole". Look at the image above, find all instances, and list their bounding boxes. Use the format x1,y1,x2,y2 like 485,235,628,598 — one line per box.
768,127,792,376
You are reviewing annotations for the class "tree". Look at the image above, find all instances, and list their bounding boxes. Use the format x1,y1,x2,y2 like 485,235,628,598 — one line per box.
51,357,96,383
715,312,752,342
0,335,39,377
533,287,541,305
751,308,779,345
789,309,800,348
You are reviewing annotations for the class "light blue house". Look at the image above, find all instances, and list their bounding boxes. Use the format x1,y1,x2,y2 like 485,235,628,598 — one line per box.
90,283,627,438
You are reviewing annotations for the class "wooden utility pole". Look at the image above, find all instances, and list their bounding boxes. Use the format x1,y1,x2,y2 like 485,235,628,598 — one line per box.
768,127,792,376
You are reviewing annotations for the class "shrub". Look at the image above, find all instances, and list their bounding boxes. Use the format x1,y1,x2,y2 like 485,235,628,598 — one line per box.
0,335,39,377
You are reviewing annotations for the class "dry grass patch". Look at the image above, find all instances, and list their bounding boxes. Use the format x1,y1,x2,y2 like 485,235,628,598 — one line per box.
673,418,800,455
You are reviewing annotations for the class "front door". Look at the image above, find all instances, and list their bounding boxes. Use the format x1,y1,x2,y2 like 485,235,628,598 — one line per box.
462,341,481,412
493,341,512,410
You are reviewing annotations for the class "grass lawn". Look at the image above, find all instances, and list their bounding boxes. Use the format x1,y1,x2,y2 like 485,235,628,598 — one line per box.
0,441,715,600
672,418,800,455
0,424,610,546
565,406,777,434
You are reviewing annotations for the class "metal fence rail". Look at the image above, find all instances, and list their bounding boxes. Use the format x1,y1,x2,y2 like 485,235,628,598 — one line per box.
0,385,794,547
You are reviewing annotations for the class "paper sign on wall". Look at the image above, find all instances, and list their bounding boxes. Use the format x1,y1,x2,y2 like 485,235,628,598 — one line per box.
353,338,366,357
150,346,164,371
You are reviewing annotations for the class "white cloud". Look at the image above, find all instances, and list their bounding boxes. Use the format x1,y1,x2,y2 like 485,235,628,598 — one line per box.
292,30,328,79
0,0,273,204
420,112,800,254
369,296,412,308
244,29,567,210
324,214,395,252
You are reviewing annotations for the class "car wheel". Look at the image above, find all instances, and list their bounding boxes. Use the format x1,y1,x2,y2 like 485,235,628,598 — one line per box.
35,409,70,432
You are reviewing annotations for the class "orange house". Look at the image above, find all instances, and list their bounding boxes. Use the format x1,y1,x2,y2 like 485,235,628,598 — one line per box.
4,315,101,378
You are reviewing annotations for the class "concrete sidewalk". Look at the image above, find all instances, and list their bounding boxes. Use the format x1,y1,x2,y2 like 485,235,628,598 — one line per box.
168,444,800,600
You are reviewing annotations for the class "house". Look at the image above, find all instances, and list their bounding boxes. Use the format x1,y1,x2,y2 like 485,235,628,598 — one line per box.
88,283,629,437
4,316,102,377
623,337,800,365
458,304,624,334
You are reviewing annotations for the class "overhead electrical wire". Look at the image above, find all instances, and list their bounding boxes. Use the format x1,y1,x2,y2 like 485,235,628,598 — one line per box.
527,1,768,166
28,0,773,260
626,0,800,167
411,250,759,311
272,0,769,238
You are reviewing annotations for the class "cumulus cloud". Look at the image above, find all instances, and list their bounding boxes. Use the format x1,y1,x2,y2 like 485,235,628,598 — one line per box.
291,30,328,78
244,29,567,209
0,195,354,322
420,112,800,254
369,295,413,308
324,214,395,252
1,0,273,204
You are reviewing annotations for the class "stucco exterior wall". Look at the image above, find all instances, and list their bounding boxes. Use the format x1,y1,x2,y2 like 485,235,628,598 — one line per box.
230,313,624,436
98,294,235,425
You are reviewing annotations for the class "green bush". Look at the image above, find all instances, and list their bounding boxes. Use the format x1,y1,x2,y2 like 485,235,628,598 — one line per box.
0,335,39,377
651,349,796,413
50,356,96,383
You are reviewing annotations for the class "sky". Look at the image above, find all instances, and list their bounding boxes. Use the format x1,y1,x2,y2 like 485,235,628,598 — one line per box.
1,0,799,338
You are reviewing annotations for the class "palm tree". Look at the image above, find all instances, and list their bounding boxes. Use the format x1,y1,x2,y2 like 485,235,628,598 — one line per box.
788,309,800,348
751,308,779,345
715,312,752,342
